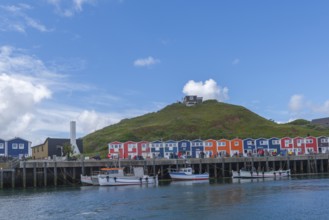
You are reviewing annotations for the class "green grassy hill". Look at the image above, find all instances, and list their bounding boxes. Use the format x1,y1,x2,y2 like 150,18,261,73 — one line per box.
83,100,329,156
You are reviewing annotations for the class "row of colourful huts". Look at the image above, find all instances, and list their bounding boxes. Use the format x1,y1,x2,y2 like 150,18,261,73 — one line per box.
108,136,329,159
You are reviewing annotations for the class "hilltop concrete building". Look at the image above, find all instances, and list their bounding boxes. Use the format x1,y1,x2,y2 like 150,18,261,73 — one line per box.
183,96,203,106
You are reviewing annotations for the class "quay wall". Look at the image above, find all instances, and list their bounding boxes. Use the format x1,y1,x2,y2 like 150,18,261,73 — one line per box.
1,154,329,189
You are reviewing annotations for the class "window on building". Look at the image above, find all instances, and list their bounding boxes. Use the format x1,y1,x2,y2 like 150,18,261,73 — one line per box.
0,143,4,149
260,140,268,145
272,140,279,145
12,143,18,149
182,143,187,147
218,142,226,146
19,144,24,149
234,141,239,146
306,139,313,144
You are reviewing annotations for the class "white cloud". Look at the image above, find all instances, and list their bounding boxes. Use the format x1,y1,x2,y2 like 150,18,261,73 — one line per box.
0,4,50,33
0,45,143,146
133,56,160,67
288,94,304,112
182,79,229,101
47,0,97,17
232,58,240,65
0,45,93,144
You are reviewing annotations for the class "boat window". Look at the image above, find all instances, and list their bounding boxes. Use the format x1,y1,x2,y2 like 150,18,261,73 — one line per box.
107,170,119,174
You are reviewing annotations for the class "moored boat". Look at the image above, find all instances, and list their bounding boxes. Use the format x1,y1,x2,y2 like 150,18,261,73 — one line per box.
169,167,209,181
97,167,158,186
80,168,114,185
232,167,291,179
80,174,93,185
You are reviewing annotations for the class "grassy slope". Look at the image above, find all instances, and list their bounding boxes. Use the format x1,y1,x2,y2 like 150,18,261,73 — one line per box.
83,100,329,156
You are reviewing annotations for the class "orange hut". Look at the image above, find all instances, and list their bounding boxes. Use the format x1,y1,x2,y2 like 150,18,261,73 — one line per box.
230,138,243,156
217,139,231,157
204,139,217,158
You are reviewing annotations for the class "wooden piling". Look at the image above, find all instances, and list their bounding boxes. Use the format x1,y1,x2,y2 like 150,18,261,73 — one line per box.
81,157,85,176
0,169,3,189
314,155,318,173
43,162,47,187
54,160,57,186
63,167,67,184
73,167,76,182
266,157,269,171
33,162,37,187
221,158,225,177
23,162,26,188
11,170,15,188
307,157,311,173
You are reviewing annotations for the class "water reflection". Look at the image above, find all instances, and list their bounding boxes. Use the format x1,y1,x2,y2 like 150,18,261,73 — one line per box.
169,180,209,186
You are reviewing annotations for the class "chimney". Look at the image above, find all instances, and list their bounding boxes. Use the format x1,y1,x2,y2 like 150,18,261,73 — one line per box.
70,121,80,155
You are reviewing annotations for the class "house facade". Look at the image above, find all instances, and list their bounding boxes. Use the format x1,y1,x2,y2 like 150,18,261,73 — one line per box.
7,137,31,159
230,138,243,156
317,136,329,153
177,140,192,158
204,139,217,158
268,137,281,155
191,139,204,158
137,141,150,158
150,140,164,158
32,138,83,160
108,141,124,159
243,138,256,156
0,139,6,156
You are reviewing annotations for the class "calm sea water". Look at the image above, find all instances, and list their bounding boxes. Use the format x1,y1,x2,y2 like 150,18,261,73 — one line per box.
1,176,329,220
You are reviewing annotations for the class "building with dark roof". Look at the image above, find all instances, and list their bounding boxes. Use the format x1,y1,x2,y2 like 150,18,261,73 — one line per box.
311,117,329,127
31,138,83,159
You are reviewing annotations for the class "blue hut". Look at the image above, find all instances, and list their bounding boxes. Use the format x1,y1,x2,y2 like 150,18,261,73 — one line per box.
317,136,329,154
255,138,269,156
177,139,192,158
7,137,31,158
191,139,205,158
243,138,256,156
164,140,178,159
150,140,164,158
268,137,281,156
0,139,5,156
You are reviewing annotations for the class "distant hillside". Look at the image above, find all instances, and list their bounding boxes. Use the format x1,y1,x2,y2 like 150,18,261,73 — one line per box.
83,100,329,155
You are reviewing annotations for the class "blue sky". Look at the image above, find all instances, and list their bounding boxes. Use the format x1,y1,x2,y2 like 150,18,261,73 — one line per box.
1,0,329,145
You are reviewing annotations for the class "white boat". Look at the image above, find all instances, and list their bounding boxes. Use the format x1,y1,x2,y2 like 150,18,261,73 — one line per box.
97,167,158,186
169,167,209,180
80,168,109,185
80,174,93,185
232,167,291,179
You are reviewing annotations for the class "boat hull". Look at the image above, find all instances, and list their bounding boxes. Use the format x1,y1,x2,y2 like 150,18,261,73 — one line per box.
80,174,93,185
232,169,291,179
98,175,158,186
169,173,209,181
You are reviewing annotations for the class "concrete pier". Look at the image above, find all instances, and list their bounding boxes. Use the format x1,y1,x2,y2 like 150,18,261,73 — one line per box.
0,154,328,189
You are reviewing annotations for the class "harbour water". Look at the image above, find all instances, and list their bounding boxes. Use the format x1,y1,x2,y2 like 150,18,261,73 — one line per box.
1,175,329,220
